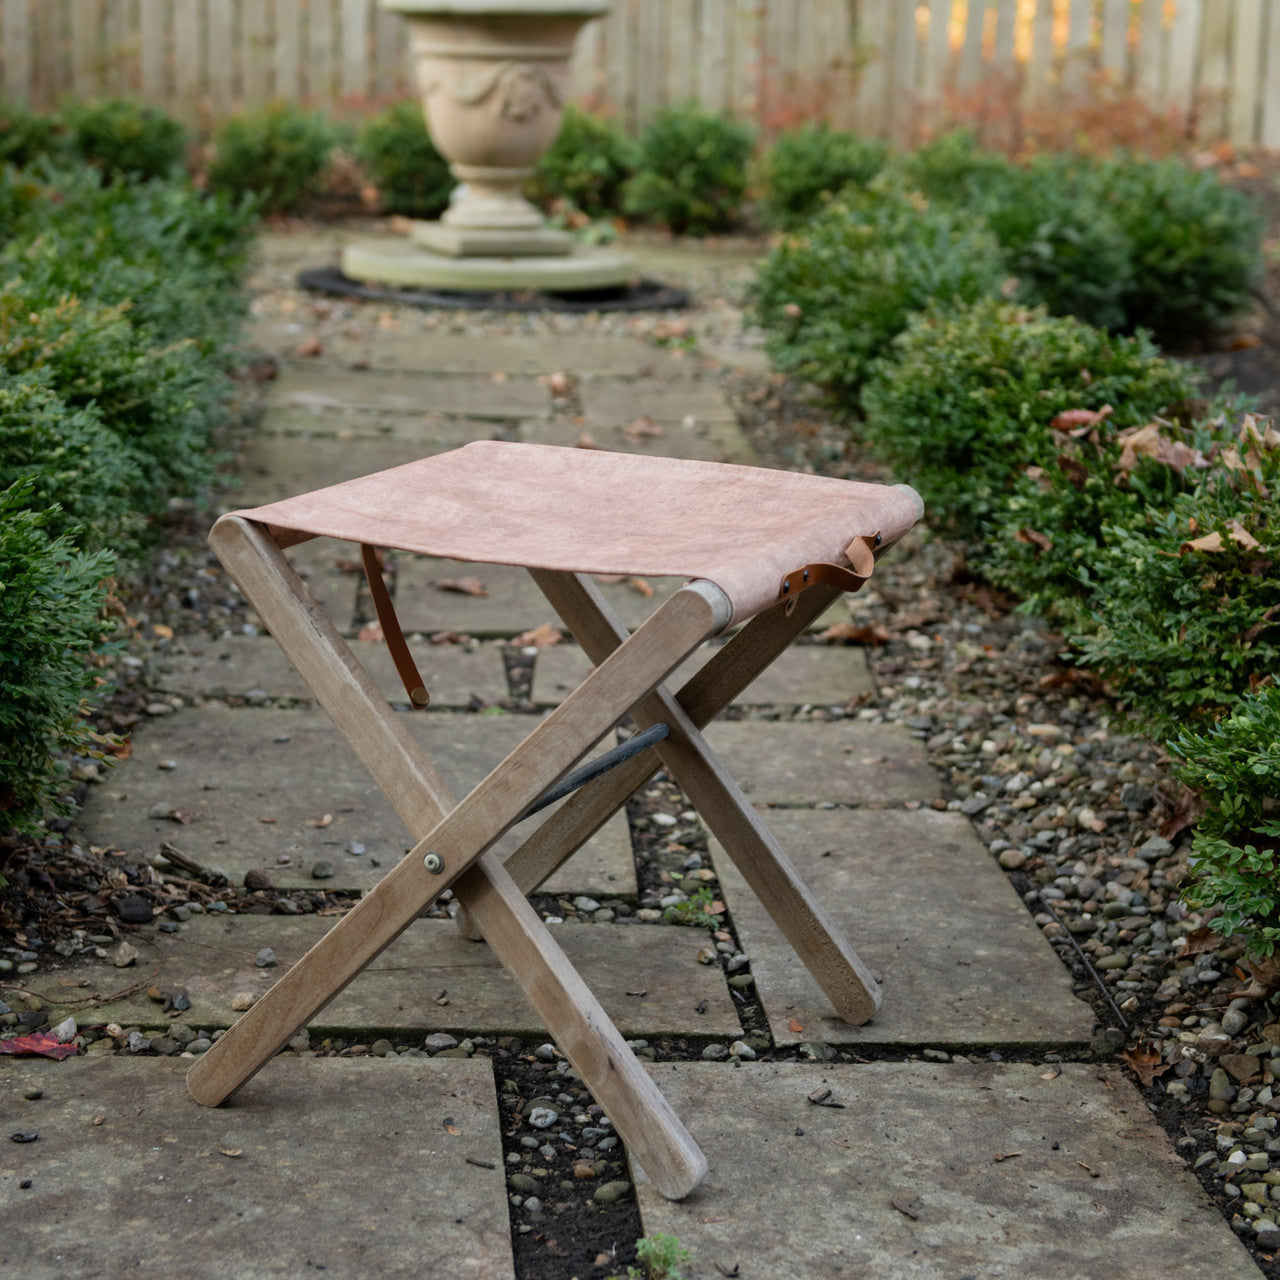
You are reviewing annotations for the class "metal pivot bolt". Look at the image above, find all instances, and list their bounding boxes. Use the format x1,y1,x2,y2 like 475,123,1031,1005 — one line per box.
423,852,444,874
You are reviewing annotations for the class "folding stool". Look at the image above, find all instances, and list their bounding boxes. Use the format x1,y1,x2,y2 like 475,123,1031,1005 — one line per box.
186,441,922,1200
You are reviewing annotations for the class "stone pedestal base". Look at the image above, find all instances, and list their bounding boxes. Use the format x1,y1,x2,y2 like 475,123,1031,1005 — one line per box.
411,221,574,258
342,238,637,294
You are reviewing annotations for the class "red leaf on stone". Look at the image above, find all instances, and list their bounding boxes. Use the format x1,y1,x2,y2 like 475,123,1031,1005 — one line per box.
1122,1045,1170,1086
0,1033,78,1060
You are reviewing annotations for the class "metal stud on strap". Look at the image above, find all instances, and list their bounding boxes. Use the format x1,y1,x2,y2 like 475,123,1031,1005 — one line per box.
778,533,880,615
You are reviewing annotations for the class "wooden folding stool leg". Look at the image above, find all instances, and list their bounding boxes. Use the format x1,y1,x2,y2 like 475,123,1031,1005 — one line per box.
532,570,881,1026
187,517,713,1199
496,582,845,899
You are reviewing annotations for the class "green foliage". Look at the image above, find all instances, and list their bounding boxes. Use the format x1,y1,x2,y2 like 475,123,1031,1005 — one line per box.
753,182,1004,402
0,479,116,836
356,100,454,218
1170,685,1280,959
530,103,637,221
63,98,187,182
977,155,1133,333
662,885,721,928
623,103,754,234
893,130,1012,206
207,103,338,213
0,99,68,169
1090,155,1264,342
1071,416,1280,736
624,1234,691,1280
862,301,1199,553
757,122,888,230
0,375,142,551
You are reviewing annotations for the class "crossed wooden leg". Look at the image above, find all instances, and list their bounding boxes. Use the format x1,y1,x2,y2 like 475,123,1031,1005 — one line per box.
496,571,881,1026
186,517,716,1199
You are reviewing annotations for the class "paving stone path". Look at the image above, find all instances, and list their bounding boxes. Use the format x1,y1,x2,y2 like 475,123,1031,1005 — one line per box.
2,234,1261,1279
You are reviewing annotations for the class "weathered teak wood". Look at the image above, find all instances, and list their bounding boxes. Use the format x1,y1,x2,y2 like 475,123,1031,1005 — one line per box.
495,581,844,899
187,517,713,1200
531,570,881,1026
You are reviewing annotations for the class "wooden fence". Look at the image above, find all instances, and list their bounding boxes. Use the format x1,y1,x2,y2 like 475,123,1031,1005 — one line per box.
2,1,1280,147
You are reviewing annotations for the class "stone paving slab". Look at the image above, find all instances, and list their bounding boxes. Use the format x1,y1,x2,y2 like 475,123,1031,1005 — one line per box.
394,557,686,636
233,434,459,509
79,708,635,898
151,636,509,709
701,721,940,806
260,403,504,446
271,367,548,421
318,329,688,378
532,642,875,708
273,537,361,627
711,809,1092,1047
0,1055,513,1280
19,915,740,1038
578,377,738,427
633,1062,1260,1280
520,415,756,465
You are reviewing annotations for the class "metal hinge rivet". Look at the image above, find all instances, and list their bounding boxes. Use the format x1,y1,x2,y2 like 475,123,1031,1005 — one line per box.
423,852,444,874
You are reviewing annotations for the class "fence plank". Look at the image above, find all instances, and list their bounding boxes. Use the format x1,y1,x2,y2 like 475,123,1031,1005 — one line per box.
205,0,233,112
570,12,602,99
921,0,951,106
958,0,987,89
1228,0,1263,143
697,0,726,113
730,0,762,121
2,0,32,100
341,0,368,101
275,0,301,100
309,0,335,105
1133,0,1164,102
1166,0,1202,125
1262,0,1280,145
854,0,889,133
1025,0,1056,101
993,0,1016,63
241,0,268,104
1062,0,1092,89
1098,0,1128,80
374,1,405,99
1197,0,1231,139
139,0,165,97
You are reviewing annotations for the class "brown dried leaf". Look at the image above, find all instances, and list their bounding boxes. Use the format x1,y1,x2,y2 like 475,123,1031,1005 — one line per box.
293,335,323,358
787,1017,804,1034
433,577,489,597
310,813,333,829
1121,1045,1170,1087
218,1145,243,1158
817,622,890,646
623,414,664,442
1241,604,1280,646
575,431,600,450
1115,422,1208,476
1181,531,1225,554
1050,405,1113,433
627,576,654,597
514,622,563,649
993,1151,1023,1162
1015,527,1054,553
1227,519,1260,550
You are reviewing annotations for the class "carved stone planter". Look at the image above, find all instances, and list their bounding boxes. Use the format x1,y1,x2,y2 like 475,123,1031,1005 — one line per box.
343,0,635,293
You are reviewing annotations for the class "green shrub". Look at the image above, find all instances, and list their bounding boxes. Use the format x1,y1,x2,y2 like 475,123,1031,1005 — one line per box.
1170,685,1280,959
0,375,142,551
0,479,116,836
753,182,1004,402
893,130,1013,206
207,103,338,213
757,122,888,230
0,283,223,515
623,103,754,234
2,167,255,353
63,98,187,181
530,103,637,220
1089,155,1263,341
978,155,1132,333
1071,415,1280,734
356,100,454,218
0,100,68,169
861,300,1200,550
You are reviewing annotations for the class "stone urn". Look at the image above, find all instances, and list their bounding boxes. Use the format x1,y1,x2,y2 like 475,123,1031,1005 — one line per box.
344,0,634,291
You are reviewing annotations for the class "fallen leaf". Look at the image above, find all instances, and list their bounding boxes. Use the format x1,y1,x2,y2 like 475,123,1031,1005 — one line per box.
1121,1045,1170,1087
1180,530,1224,554
293,335,323,358
623,414,664,442
1050,405,1113,433
1226,519,1260,550
92,1114,105,1125
433,577,489,597
514,622,562,648
575,430,599,449
1040,1068,1062,1080
993,1151,1023,1162
1178,924,1223,957
807,1087,832,1105
218,1145,243,1158
1241,604,1280,645
787,1017,804,1034
890,1194,920,1220
1115,421,1208,475
1014,527,1054,553
152,624,174,640
444,1123,461,1137
310,813,333,829
547,371,573,396
627,576,654,597
817,622,889,646
0,1033,78,1060
357,621,384,642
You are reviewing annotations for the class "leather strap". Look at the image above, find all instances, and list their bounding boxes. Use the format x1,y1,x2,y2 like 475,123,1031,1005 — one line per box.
778,533,879,616
361,543,430,708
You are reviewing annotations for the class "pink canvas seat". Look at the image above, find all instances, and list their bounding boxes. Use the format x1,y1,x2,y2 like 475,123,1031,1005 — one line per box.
187,441,922,1201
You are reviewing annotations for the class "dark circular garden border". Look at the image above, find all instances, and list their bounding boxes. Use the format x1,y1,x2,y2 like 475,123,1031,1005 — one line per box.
298,266,690,313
